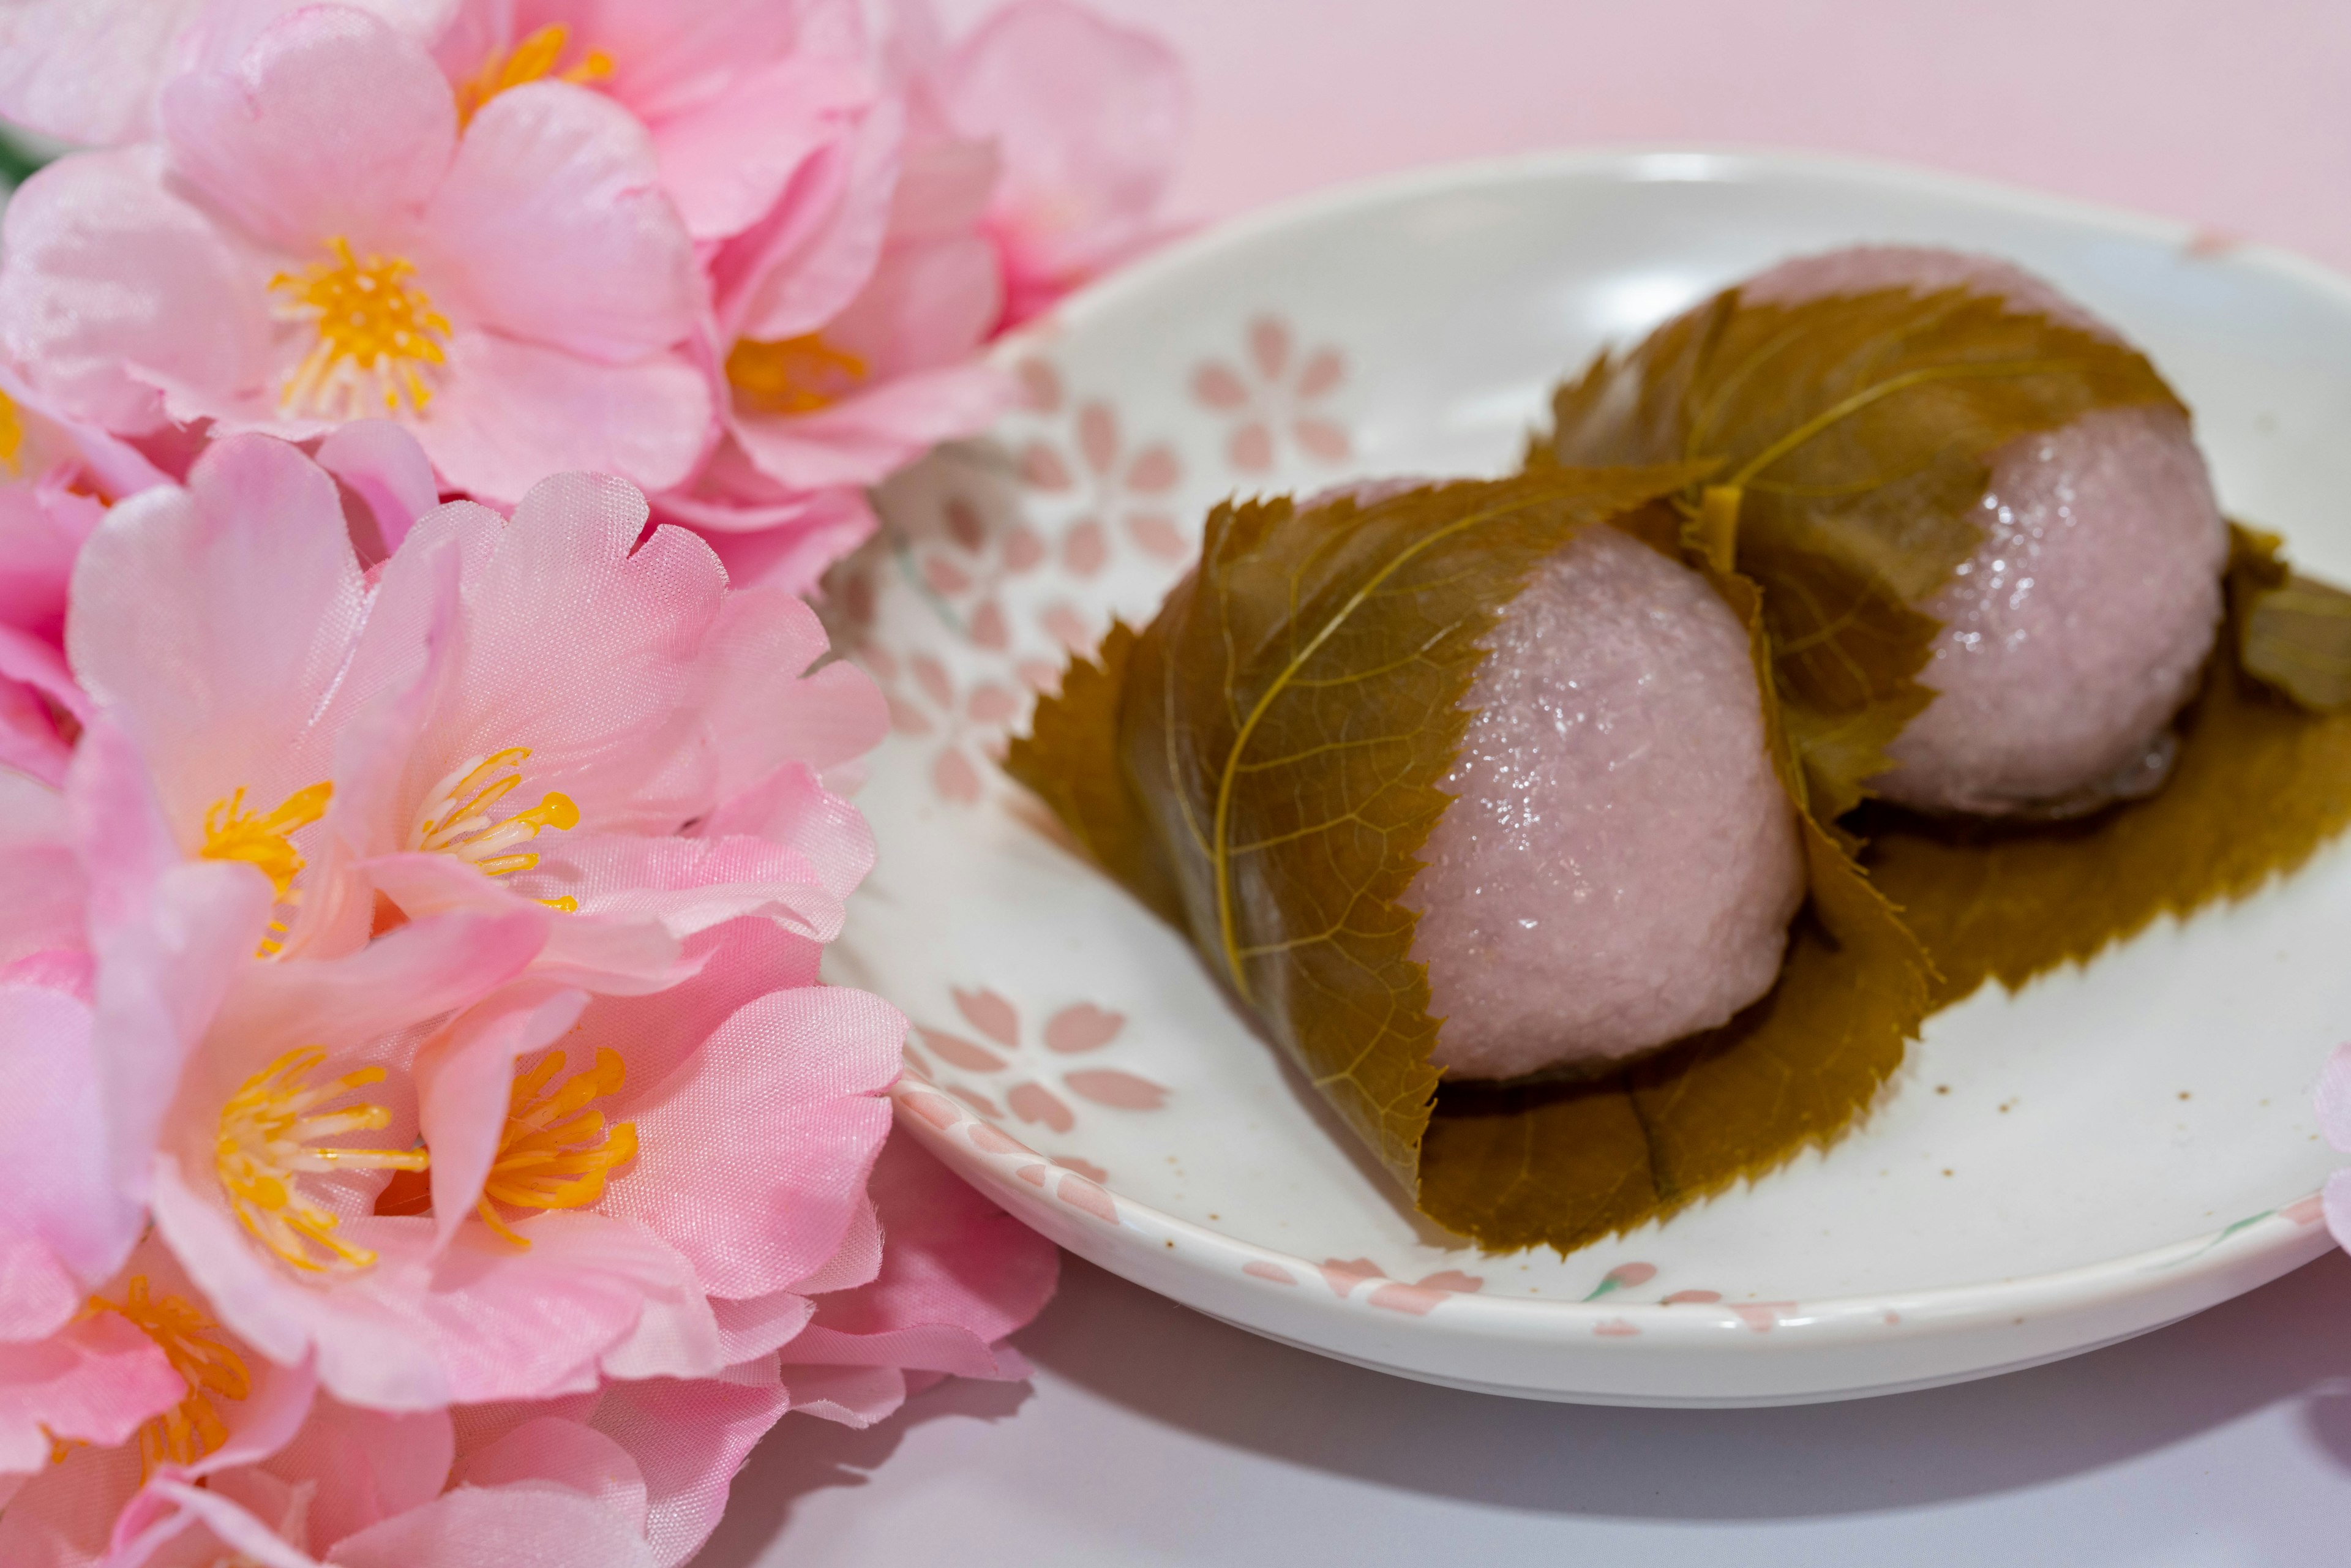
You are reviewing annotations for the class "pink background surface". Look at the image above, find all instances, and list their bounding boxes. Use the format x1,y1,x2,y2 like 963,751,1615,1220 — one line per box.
945,0,2351,270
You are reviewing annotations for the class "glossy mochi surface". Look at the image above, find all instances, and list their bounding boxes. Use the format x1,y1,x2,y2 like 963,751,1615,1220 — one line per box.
1404,525,1805,1079
1742,246,2230,817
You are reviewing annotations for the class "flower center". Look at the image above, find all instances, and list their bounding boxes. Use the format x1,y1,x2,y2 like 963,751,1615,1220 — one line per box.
201,781,332,956
0,388,24,475
271,238,452,419
412,748,580,909
456,23,614,125
100,1276,251,1477
474,1047,636,1247
216,1046,427,1274
726,334,870,416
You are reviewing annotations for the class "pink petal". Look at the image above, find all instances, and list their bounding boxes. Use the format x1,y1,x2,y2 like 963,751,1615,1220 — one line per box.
696,585,888,789
395,470,729,835
711,96,901,345
327,1480,661,1568
0,0,212,144
0,147,272,436
454,1416,647,1538
415,332,713,502
0,1311,180,1471
427,81,697,361
0,986,143,1338
72,732,276,1215
0,768,84,976
0,1433,142,1566
730,351,1012,494
1041,1003,1123,1054
160,6,456,255
258,1397,456,1553
672,487,879,598
776,1364,904,1428
587,1374,791,1567
416,986,591,1253
67,434,370,831
652,53,873,244
152,1157,703,1410
939,0,1187,286
697,763,877,904
780,1133,1057,1376
598,984,903,1299
314,419,440,560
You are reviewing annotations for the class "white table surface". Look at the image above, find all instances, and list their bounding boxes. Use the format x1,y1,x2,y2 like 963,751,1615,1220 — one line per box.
703,1250,2351,1566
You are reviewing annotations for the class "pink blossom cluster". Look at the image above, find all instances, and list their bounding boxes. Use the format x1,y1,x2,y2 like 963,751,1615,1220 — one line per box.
0,0,1187,596
0,425,1061,1566
0,4,1169,1556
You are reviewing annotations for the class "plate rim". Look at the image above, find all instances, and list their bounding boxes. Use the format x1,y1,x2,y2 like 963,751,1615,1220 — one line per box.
883,142,2349,1373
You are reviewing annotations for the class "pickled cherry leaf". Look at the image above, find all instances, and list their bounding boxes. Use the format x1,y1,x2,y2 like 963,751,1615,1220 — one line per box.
1866,527,2351,1006
1003,619,1190,929
1537,284,2183,822
1010,468,1933,1255
2235,526,2351,711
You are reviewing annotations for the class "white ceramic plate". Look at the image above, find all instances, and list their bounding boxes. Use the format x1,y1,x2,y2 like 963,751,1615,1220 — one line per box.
822,148,2351,1406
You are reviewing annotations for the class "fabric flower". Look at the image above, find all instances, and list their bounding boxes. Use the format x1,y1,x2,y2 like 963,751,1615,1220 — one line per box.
0,769,126,1352
428,0,877,248
775,1131,1060,1427
0,3,711,503
65,429,882,989
0,369,172,786
893,0,1188,329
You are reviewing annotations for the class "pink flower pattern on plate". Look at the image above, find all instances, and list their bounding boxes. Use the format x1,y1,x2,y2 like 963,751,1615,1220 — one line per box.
901,985,1170,1179
1014,357,1188,566
1190,315,1351,475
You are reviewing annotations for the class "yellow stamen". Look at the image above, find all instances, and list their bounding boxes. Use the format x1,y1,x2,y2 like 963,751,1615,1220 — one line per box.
0,388,23,475
100,1277,252,1477
474,1047,636,1248
201,781,332,956
456,23,615,125
412,748,579,887
216,1047,427,1274
271,237,452,419
726,334,870,416
201,782,331,902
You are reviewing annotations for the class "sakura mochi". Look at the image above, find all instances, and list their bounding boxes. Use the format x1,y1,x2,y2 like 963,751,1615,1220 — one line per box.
1405,525,1805,1081
1743,246,2232,817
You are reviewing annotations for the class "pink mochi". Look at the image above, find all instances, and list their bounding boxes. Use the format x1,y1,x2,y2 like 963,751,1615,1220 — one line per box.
1741,246,2230,816
1404,525,1806,1081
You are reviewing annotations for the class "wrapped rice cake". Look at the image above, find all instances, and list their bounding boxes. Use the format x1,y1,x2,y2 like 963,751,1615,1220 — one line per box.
1003,246,2351,1254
